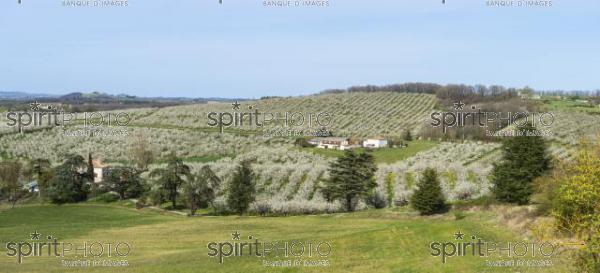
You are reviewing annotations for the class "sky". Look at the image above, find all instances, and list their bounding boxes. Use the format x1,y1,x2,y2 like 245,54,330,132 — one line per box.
0,0,598,98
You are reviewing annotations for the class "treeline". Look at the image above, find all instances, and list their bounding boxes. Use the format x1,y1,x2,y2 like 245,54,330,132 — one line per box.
320,82,600,105
320,82,524,103
0,100,200,113
538,89,600,98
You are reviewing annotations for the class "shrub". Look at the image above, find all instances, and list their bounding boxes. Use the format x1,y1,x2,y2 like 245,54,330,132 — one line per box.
148,189,166,206
452,181,478,201
252,201,272,216
367,191,388,209
405,172,415,189
211,198,230,215
385,172,395,208
453,195,496,211
531,174,560,216
553,140,600,272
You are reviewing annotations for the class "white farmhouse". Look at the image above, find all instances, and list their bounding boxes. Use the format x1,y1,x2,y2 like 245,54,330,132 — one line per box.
317,137,352,150
363,138,388,149
92,160,108,183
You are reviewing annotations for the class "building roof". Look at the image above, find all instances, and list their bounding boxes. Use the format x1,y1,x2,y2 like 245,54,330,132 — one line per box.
318,137,349,141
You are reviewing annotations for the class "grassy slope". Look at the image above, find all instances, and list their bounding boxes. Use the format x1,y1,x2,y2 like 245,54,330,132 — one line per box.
302,140,439,164
541,99,600,113
0,204,569,273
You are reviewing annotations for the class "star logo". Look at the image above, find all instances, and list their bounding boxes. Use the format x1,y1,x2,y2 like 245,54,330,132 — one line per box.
231,101,241,110
30,230,41,240
231,231,241,240
454,230,465,240
453,101,465,111
30,101,41,111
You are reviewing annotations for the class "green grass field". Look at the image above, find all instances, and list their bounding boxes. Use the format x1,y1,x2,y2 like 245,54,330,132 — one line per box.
542,98,600,113
0,203,571,273
302,140,438,164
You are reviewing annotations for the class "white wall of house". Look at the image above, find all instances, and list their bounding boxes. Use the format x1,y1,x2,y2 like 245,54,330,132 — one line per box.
316,138,350,150
363,139,388,148
318,142,349,150
93,167,104,183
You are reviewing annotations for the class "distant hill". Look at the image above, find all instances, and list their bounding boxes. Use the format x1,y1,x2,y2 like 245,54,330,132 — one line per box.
130,92,438,137
0,90,246,102
0,91,56,100
0,90,250,111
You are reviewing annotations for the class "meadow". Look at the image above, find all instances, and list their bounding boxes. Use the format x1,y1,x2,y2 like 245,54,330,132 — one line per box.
0,203,571,273
541,97,600,114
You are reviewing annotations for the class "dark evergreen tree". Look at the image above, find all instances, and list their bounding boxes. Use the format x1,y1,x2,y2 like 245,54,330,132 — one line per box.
227,162,255,216
28,158,51,196
411,168,447,215
47,154,91,204
294,137,313,147
184,165,221,215
491,123,551,204
150,153,190,208
0,160,25,208
323,150,377,212
86,152,95,182
403,130,413,141
103,166,145,200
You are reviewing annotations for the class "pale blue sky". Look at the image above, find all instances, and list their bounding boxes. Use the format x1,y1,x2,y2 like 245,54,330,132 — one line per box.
0,0,598,98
